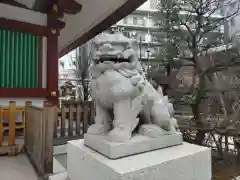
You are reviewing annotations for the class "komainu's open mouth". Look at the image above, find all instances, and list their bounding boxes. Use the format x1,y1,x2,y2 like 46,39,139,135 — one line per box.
96,55,130,64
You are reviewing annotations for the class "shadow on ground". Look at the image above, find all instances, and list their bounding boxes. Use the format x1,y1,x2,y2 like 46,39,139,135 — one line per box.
0,154,38,180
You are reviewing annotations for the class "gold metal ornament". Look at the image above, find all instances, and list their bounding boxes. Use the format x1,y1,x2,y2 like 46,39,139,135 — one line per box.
51,91,57,97
51,28,57,34
52,4,58,12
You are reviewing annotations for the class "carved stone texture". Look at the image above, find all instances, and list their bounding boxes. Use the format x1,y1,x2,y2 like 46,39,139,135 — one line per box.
87,32,180,143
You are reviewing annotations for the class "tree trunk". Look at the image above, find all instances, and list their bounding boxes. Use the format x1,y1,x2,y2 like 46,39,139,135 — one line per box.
191,58,206,145
195,131,205,145
82,43,90,102
82,78,88,101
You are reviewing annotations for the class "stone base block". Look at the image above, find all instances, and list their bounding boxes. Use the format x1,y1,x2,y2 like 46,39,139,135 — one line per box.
67,140,212,180
84,132,183,159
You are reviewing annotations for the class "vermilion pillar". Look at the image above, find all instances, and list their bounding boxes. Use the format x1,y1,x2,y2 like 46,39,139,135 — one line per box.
46,2,63,106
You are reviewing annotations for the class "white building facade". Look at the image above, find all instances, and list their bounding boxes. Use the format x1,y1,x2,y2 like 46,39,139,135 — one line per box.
223,0,240,41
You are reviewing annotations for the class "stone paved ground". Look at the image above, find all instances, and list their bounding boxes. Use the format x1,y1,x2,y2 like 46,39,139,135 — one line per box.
0,154,39,180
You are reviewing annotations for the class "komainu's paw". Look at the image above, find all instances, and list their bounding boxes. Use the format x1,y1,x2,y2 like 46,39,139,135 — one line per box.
87,124,105,135
138,124,171,138
107,128,131,142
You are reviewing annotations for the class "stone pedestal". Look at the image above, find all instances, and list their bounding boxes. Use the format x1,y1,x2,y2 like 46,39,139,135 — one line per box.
67,140,212,180
84,132,183,159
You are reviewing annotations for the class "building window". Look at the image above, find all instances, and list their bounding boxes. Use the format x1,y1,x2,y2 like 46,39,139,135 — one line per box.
133,16,145,26
138,17,145,26
123,17,128,24
133,16,138,25
147,16,153,27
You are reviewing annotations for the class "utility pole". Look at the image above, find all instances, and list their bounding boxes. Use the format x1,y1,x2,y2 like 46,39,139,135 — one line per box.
139,36,142,61
76,46,82,100
82,43,89,102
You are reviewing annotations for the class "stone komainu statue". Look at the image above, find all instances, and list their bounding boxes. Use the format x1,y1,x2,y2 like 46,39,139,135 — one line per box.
88,33,179,142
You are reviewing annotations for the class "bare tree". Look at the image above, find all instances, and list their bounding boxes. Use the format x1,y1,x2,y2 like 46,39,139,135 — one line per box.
68,39,94,101
155,0,240,71
155,0,240,144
